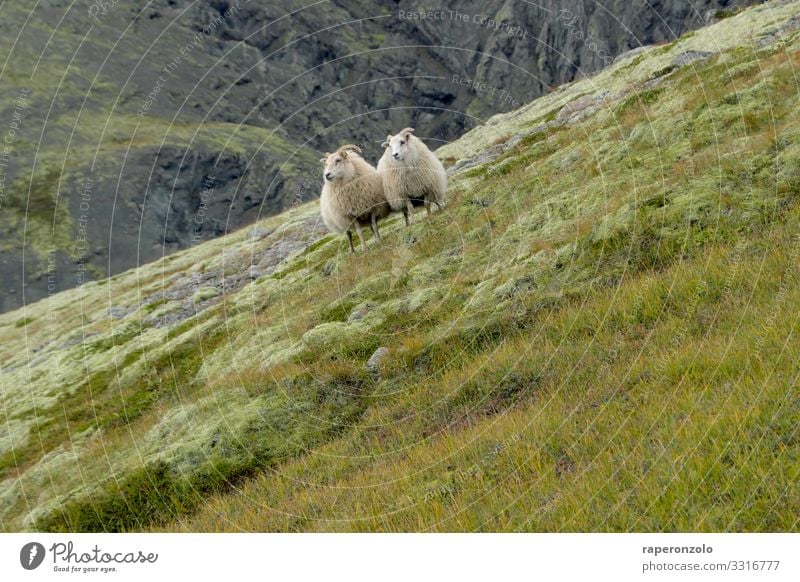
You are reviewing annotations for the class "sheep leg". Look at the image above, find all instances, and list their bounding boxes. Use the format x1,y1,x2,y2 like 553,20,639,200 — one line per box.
405,198,414,225
346,230,355,253
371,212,382,242
354,221,367,252
424,193,432,216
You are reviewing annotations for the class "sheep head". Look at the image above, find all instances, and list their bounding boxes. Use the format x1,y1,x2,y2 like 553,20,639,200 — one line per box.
321,147,359,182
386,128,417,162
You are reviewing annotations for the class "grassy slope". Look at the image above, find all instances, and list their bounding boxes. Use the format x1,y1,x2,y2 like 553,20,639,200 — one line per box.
1,0,799,531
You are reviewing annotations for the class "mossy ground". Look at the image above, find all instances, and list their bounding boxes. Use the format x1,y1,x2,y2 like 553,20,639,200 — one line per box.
1,0,799,532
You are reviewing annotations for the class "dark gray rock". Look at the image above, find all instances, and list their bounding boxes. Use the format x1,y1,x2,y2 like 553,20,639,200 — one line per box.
367,347,390,376
347,302,377,323
785,14,800,33
247,227,273,241
449,145,505,174
107,306,130,320
557,94,598,121
672,50,715,67
140,215,328,329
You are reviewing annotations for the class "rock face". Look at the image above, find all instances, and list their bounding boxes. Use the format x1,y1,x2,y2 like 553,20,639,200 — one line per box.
0,0,752,312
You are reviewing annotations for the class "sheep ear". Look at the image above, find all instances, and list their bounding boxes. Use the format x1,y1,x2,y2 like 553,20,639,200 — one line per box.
381,136,390,148
319,157,327,164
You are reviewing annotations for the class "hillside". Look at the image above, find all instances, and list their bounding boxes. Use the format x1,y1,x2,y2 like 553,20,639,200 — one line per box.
1,0,799,532
0,0,750,313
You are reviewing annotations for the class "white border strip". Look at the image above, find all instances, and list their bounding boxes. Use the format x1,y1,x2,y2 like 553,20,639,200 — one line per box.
1,533,798,581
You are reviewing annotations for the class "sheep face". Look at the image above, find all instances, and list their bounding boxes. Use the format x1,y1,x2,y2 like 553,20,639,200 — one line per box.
321,151,356,182
384,129,416,162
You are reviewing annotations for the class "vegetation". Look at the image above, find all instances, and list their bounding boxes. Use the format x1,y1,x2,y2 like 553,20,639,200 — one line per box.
0,0,798,532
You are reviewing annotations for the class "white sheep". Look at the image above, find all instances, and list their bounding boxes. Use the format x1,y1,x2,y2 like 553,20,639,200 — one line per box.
377,127,447,225
319,144,390,252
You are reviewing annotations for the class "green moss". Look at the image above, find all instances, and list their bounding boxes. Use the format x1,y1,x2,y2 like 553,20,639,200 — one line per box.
87,322,147,353
270,258,311,280
35,461,196,532
9,168,61,223
368,33,385,48
193,286,220,303
142,297,169,312
713,8,742,20
463,165,489,179
35,367,374,532
319,298,357,323
0,368,114,480
300,322,379,360
614,87,665,115
522,107,560,128
648,64,678,80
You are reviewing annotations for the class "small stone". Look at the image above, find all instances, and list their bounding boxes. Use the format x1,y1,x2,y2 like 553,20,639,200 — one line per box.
556,94,597,121
643,77,664,89
366,347,390,375
445,163,461,176
783,15,800,35
757,34,778,48
248,266,262,279
247,227,272,240
321,260,336,276
449,145,504,173
347,302,375,322
107,306,129,319
671,50,714,68
502,133,525,150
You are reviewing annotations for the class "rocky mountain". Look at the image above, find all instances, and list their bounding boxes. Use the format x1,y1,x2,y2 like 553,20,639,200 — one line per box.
1,0,798,532
0,0,752,312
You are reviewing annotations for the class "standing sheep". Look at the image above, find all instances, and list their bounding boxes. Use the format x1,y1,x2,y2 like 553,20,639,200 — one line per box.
377,127,447,226
319,144,390,252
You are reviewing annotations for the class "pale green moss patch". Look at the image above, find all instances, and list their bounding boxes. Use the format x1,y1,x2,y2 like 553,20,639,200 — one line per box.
193,287,220,303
